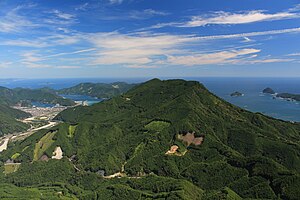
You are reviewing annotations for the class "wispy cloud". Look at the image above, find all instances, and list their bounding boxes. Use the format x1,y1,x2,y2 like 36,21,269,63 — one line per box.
182,11,298,27
3,25,300,69
75,3,89,11
1,39,49,48
50,9,75,20
167,48,260,66
0,6,36,33
45,48,96,58
21,61,81,69
129,9,169,19
125,65,159,69
1,34,81,48
242,37,253,43
43,9,77,27
20,48,95,63
287,52,300,56
288,4,300,12
0,62,13,68
87,32,195,66
148,6,300,29
249,58,294,64
86,28,300,67
109,0,124,5
96,8,169,21
194,27,300,41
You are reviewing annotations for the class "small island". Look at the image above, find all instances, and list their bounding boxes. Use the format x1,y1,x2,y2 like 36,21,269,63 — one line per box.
262,87,300,102
276,93,300,101
230,91,244,97
263,87,275,94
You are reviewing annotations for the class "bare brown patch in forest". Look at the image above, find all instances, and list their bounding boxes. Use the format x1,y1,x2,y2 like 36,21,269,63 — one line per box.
178,132,204,146
165,145,179,155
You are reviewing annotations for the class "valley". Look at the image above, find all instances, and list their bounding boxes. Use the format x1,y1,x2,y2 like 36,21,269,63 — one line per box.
0,105,65,152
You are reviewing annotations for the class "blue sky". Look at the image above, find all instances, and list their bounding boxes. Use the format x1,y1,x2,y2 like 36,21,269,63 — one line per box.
0,0,300,78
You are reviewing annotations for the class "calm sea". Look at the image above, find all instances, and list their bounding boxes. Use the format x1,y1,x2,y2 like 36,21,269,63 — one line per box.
0,77,299,122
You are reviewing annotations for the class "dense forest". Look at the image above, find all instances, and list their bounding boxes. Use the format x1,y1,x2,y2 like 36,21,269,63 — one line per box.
0,87,75,107
0,104,30,136
0,79,300,199
58,82,137,98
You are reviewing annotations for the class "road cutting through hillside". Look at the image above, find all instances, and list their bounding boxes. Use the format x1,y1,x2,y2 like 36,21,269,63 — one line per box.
0,120,59,152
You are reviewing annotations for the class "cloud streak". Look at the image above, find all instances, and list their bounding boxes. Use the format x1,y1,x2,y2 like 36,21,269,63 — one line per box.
167,48,261,66
0,6,36,33
182,11,298,27
194,27,300,40
87,32,195,66
109,0,124,5
51,9,75,20
149,6,300,29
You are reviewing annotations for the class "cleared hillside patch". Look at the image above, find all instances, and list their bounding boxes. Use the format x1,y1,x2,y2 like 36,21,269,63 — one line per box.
145,120,170,132
68,125,77,137
4,163,21,174
33,131,57,161
11,153,21,160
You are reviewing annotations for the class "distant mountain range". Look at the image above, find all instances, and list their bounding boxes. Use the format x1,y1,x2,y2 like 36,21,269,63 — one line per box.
57,82,137,99
0,86,75,107
1,79,299,199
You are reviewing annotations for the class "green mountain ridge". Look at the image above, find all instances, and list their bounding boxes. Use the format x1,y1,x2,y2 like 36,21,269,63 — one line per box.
57,82,137,99
0,104,30,136
2,87,75,107
0,79,300,199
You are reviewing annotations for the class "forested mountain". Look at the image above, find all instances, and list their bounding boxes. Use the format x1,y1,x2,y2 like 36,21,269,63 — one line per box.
0,79,300,199
0,104,30,136
0,86,75,135
0,87,75,107
58,82,137,98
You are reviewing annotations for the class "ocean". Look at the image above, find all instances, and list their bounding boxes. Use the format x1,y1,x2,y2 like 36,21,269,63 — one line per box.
0,77,299,122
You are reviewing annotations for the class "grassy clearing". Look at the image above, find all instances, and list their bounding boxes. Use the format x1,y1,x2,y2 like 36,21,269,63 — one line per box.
4,163,21,175
145,121,170,132
68,125,77,138
11,153,21,160
127,142,145,164
33,131,57,161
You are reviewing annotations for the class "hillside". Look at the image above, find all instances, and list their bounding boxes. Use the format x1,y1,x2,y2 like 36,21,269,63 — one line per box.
58,82,137,98
0,87,31,135
9,88,75,106
0,86,75,135
0,104,30,136
1,79,300,199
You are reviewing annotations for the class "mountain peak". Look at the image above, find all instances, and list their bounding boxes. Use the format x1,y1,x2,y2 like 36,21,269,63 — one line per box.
2,79,300,199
